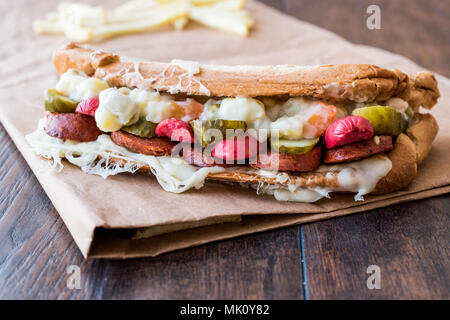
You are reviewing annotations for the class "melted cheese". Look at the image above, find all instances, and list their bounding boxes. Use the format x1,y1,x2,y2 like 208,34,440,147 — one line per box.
202,96,332,140
218,97,266,122
252,155,392,201
317,155,392,200
27,120,392,202
26,119,225,193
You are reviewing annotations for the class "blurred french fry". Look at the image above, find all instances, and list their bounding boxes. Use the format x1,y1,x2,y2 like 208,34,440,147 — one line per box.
58,2,106,28
172,17,189,30
190,6,254,36
33,0,254,41
91,3,191,41
114,0,161,13
63,21,93,42
108,2,192,24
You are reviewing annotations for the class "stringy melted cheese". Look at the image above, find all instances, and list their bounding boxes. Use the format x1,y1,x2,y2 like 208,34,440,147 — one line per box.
26,119,224,193
26,119,392,202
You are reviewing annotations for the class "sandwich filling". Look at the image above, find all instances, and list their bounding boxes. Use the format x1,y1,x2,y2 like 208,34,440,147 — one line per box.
27,68,417,202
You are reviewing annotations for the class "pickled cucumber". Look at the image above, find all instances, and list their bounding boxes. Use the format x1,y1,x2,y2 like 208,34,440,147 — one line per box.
352,105,406,136
122,118,157,138
44,89,79,113
270,137,319,154
190,119,247,147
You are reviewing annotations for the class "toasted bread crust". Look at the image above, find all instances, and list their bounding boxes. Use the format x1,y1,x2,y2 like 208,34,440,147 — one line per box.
406,113,439,165
53,43,409,102
372,133,418,194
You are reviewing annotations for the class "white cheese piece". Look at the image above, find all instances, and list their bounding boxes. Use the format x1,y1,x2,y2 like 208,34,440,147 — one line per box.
26,119,225,193
56,69,109,101
270,115,303,139
218,97,266,122
253,155,392,201
95,88,139,132
317,155,392,201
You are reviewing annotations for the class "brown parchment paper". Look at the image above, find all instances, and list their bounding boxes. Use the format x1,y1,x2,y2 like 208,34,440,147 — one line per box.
0,0,449,258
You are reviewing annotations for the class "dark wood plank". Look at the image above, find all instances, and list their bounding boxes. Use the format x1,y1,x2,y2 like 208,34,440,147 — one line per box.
302,196,450,299
80,227,302,300
285,0,450,77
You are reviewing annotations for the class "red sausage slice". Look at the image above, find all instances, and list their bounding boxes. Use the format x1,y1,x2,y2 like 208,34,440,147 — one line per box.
44,112,103,142
323,136,393,164
252,146,322,172
110,130,176,156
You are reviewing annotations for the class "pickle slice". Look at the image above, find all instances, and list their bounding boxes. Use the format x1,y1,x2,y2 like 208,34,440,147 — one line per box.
190,119,247,147
122,118,157,138
352,105,406,136
270,137,319,155
44,89,79,113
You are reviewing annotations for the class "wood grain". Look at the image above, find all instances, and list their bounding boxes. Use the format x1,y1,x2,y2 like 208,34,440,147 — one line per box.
0,0,449,300
302,196,450,299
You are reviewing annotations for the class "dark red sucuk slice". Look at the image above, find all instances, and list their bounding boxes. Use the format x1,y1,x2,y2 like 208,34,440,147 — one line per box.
110,130,176,156
251,146,322,172
323,136,393,164
44,112,103,142
181,147,232,167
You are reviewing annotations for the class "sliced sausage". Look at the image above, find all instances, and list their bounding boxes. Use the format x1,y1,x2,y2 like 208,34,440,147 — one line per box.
110,131,176,156
251,146,322,172
181,146,232,167
323,136,393,164
45,112,103,142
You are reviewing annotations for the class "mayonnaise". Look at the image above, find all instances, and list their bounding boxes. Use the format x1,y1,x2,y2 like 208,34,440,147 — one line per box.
95,88,139,132
56,69,109,101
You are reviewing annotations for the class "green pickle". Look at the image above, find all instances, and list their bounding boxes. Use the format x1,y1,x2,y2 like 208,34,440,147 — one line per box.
122,118,157,138
190,119,247,147
44,89,79,113
270,137,319,155
352,105,407,136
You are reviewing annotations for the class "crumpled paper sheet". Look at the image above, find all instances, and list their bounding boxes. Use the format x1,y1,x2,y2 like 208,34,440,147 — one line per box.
0,0,448,258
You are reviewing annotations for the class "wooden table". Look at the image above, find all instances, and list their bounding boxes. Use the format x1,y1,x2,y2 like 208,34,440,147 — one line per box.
0,0,448,299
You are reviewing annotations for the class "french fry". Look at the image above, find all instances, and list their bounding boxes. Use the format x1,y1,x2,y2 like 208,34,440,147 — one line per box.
32,0,254,41
91,3,191,41
58,2,106,28
63,21,93,42
172,17,190,30
107,2,192,24
114,0,161,13
189,6,254,36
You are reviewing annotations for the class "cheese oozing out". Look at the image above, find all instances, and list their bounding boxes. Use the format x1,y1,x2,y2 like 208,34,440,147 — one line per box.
26,119,225,193
26,118,392,202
